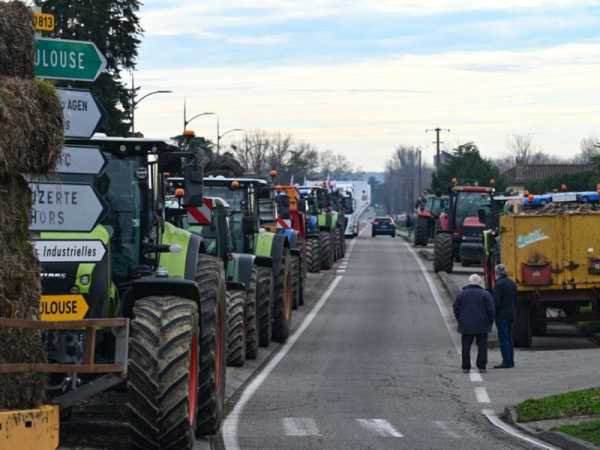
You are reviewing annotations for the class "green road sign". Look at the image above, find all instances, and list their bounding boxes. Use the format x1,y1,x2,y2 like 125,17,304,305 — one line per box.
35,38,107,82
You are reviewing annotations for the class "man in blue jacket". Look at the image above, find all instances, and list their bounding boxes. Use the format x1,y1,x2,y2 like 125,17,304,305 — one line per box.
453,274,495,373
492,264,517,368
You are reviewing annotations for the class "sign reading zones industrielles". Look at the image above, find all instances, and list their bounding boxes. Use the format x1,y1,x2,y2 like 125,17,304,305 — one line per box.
55,146,106,175
29,182,105,232
35,38,107,82
58,89,103,139
34,240,106,263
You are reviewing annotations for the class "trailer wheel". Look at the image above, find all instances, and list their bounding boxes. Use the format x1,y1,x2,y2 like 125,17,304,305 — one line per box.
256,266,272,348
245,267,259,359
272,249,293,343
514,301,532,348
226,289,246,367
305,237,321,273
433,233,454,273
413,217,429,246
195,254,226,436
128,296,198,450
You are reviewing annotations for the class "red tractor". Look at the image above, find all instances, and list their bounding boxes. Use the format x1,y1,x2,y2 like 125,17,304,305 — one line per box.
433,185,494,273
413,194,448,246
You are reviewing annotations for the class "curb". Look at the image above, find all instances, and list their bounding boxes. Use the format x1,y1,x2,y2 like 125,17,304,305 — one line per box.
504,407,600,450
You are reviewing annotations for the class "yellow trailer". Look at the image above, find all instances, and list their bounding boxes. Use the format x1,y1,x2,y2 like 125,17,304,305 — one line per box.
499,212,600,346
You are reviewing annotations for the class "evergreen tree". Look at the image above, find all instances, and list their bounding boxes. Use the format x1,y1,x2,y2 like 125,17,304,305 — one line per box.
35,0,143,136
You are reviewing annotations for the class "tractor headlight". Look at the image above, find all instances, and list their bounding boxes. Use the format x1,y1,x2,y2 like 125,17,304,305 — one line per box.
80,275,91,285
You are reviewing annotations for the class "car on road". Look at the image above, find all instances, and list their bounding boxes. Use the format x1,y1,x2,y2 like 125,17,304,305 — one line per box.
371,216,396,237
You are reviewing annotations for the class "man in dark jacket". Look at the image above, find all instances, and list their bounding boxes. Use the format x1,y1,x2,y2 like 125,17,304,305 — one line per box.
453,274,495,373
492,264,517,368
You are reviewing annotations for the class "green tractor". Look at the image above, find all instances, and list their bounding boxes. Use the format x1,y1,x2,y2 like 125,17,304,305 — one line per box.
37,137,227,448
201,177,295,346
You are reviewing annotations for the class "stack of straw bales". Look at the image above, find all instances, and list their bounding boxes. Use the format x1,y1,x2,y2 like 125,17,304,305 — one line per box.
0,1,63,409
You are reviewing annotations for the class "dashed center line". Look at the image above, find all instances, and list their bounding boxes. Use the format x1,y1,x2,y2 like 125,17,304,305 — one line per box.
355,419,404,438
282,417,320,436
475,386,491,403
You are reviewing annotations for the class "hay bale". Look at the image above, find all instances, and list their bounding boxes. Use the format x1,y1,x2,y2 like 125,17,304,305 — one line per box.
0,175,47,409
0,2,34,79
0,77,63,175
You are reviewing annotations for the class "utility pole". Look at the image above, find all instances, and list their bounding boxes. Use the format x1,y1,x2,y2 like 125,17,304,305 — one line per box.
417,148,422,196
426,128,450,170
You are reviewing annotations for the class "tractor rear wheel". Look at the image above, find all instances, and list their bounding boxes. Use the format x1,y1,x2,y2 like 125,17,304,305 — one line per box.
291,254,300,310
245,267,259,359
272,250,293,343
320,231,334,270
256,266,272,348
305,237,321,273
514,301,533,348
414,217,429,246
195,254,226,436
433,233,454,273
226,290,246,367
128,296,199,450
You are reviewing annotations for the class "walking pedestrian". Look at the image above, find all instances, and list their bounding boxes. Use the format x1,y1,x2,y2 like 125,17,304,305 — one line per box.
405,213,414,239
492,264,517,368
453,274,495,373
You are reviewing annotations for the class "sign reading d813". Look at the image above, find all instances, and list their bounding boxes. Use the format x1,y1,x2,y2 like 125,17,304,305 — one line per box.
33,12,55,32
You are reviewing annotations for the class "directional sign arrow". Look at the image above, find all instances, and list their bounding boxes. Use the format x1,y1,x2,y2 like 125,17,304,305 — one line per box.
34,37,107,82
29,182,105,232
58,89,103,139
55,146,106,175
33,240,107,263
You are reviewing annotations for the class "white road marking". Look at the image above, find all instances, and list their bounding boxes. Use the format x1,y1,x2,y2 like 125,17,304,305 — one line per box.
223,236,361,450
482,410,560,450
469,372,483,382
282,417,320,436
355,419,404,438
433,420,461,438
474,387,491,403
336,270,346,274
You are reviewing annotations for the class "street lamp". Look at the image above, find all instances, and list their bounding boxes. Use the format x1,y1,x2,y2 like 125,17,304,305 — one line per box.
216,117,243,155
130,71,172,136
183,99,215,133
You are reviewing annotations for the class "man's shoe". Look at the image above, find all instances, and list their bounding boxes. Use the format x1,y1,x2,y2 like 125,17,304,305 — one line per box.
494,364,512,369
463,369,470,373
478,368,487,373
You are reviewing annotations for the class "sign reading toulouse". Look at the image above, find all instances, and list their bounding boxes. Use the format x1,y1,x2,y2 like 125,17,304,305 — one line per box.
34,38,107,81
29,182,105,232
34,240,106,263
55,146,106,175
58,89,103,139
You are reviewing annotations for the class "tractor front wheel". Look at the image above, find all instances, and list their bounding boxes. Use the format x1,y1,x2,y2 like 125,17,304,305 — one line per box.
433,233,454,273
272,250,293,343
226,289,247,367
256,266,273,348
245,267,259,359
414,217,429,246
305,237,321,273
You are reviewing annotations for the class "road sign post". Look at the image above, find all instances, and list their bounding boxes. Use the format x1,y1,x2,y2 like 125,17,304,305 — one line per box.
58,89,103,139
55,146,106,175
29,182,105,232
35,38,106,82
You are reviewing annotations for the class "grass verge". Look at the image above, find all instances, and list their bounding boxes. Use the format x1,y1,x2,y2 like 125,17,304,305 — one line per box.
554,420,600,446
516,387,600,422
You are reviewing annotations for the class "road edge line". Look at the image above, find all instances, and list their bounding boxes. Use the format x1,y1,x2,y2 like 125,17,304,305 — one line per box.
482,410,560,450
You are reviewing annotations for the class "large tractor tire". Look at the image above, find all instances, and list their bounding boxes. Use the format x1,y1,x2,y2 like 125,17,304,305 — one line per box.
298,240,306,306
272,249,293,343
245,267,259,359
291,253,300,310
514,301,533,348
305,237,321,273
226,289,246,367
433,233,454,273
128,296,199,450
256,266,273,348
195,254,226,436
320,231,334,270
337,228,346,258
414,217,429,246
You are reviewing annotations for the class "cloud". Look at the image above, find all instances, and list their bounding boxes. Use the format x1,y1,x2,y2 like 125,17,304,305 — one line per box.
134,41,600,170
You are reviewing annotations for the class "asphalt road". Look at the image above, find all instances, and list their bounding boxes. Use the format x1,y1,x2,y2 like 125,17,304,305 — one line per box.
224,233,535,450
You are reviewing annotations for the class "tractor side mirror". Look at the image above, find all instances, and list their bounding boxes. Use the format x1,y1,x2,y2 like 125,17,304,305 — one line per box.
183,165,203,207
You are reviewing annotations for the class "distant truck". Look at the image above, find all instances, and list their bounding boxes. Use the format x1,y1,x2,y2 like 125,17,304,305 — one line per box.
484,195,600,347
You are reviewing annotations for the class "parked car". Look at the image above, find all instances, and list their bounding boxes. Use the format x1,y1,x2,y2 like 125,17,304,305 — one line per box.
372,216,396,237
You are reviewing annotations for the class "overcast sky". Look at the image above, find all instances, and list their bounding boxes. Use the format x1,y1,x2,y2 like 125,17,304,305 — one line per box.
134,0,600,171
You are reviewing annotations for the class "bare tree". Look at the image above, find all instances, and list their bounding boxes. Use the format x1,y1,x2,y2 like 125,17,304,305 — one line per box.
574,135,600,163
231,130,271,175
507,134,533,166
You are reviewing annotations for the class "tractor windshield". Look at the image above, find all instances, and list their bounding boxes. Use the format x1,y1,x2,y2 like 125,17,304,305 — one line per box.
426,197,445,216
204,185,246,211
96,156,143,281
455,191,491,228
342,196,355,214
